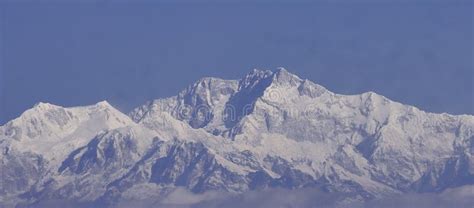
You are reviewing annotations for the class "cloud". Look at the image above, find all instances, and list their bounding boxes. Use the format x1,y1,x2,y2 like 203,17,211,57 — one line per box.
160,188,224,206
30,185,473,208
188,188,342,208
115,185,474,208
361,185,474,208
112,187,342,208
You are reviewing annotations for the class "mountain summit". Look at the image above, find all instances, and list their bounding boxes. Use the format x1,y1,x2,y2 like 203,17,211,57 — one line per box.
1,68,473,207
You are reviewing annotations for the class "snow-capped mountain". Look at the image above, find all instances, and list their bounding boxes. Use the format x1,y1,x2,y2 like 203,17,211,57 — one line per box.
1,68,473,207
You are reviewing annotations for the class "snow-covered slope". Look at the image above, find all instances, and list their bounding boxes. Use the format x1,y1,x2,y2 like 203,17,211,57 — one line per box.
1,68,473,207
0,101,140,203
131,68,474,192
0,101,134,163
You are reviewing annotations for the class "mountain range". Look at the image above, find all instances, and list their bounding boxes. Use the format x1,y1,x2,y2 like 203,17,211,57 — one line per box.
1,68,473,207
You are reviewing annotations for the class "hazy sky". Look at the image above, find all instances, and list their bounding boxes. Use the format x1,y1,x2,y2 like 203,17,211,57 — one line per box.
0,1,472,124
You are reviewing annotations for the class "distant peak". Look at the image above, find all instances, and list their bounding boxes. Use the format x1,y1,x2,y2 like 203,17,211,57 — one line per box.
275,67,288,73
273,67,296,76
33,102,60,110
236,67,306,91
95,100,111,107
240,69,273,89
271,67,302,86
34,102,52,107
92,100,116,110
180,77,239,100
195,76,220,84
190,76,234,89
248,68,273,78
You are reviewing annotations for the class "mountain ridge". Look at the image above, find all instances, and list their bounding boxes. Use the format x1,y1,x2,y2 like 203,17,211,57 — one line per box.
1,68,473,207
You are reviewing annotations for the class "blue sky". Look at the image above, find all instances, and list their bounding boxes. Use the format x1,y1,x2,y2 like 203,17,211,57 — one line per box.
0,1,472,124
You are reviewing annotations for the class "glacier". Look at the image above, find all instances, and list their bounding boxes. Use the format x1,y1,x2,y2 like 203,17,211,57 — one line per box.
0,68,473,207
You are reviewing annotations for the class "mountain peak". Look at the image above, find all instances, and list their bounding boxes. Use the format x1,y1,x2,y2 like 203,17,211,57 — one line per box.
271,67,302,86
191,77,220,87
242,67,303,87
250,68,273,75
20,102,65,118
30,101,115,113
33,102,58,110
177,77,239,107
247,68,273,78
275,67,289,74
239,69,274,90
94,100,113,108
186,77,237,92
3,68,474,207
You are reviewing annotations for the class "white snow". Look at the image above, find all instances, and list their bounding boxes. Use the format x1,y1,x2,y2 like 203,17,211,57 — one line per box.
1,68,473,205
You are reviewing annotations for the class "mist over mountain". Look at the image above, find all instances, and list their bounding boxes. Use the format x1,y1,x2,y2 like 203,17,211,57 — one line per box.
1,69,473,207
